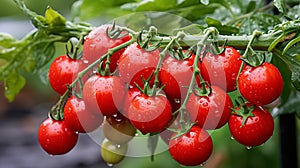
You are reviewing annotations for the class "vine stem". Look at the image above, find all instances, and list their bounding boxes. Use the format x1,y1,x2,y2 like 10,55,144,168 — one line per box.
152,32,185,91
179,27,217,112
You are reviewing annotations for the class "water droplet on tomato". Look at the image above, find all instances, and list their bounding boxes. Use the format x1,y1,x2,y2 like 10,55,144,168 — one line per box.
200,162,206,167
246,146,252,150
230,136,235,140
174,98,180,104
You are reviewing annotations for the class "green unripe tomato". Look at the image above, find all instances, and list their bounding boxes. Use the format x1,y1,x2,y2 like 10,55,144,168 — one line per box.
100,138,128,165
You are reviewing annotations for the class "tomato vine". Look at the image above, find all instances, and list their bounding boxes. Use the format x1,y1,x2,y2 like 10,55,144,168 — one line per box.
1,0,300,167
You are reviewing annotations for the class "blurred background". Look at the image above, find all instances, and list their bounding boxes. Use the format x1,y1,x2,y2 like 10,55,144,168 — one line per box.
0,0,299,168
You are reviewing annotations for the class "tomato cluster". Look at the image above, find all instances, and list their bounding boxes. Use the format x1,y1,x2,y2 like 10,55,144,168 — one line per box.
39,24,283,166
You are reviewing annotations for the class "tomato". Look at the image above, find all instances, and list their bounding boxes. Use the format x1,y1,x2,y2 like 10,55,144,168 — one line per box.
201,46,242,92
118,42,160,87
186,85,233,130
82,74,126,117
169,126,213,166
64,96,103,133
102,112,137,144
159,53,199,112
100,138,128,165
238,62,283,106
128,93,172,134
48,54,81,95
38,118,78,155
122,87,142,117
228,107,274,147
83,24,131,72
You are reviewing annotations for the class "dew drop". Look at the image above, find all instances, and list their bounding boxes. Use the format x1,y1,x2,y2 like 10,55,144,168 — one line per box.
200,162,206,167
174,98,180,104
135,133,139,136
107,163,114,167
116,144,121,148
246,146,252,150
230,136,235,140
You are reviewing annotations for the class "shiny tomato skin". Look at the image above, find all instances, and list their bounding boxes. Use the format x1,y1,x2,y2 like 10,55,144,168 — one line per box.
102,112,137,144
128,94,172,134
100,138,128,164
169,126,213,166
228,107,274,147
201,46,242,92
48,55,80,95
38,118,78,155
187,86,233,130
118,42,160,87
122,87,142,117
82,74,126,117
238,62,283,106
83,24,131,72
159,54,199,112
64,96,103,133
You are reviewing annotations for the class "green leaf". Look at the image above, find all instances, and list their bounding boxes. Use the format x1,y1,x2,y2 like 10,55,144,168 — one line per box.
4,71,26,102
274,0,287,14
135,0,178,12
282,33,300,54
205,17,239,35
246,1,256,13
45,7,66,27
271,54,293,105
80,0,135,20
273,92,300,118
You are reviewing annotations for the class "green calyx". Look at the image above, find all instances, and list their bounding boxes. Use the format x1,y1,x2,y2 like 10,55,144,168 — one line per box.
135,73,165,97
232,96,255,126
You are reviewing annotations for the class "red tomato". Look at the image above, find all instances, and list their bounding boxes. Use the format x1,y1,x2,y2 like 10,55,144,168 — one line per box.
201,46,242,92
83,24,131,72
82,74,126,117
187,85,233,130
118,42,160,87
48,54,81,95
128,93,172,134
122,87,142,117
169,126,213,166
238,62,283,106
38,118,78,155
159,53,199,112
228,107,274,147
64,96,103,133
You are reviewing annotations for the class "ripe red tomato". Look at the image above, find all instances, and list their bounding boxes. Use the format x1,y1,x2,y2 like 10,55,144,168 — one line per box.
82,24,131,72
159,53,199,112
169,126,213,166
38,118,78,155
118,42,160,87
102,112,137,144
201,46,242,92
228,107,274,147
48,54,81,95
128,93,172,134
64,96,103,133
238,62,283,106
122,87,142,117
82,74,126,117
187,85,233,130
